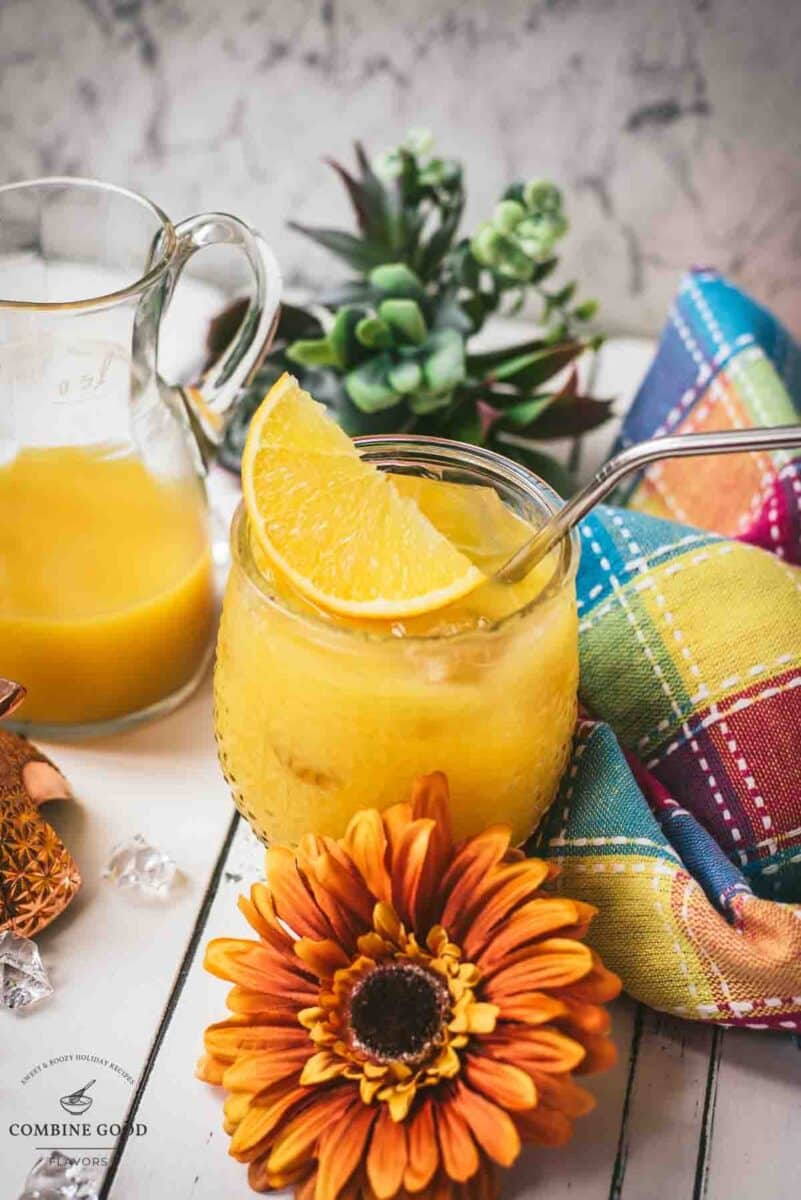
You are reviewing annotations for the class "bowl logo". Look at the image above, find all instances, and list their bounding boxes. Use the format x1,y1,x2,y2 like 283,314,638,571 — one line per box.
59,1079,95,1116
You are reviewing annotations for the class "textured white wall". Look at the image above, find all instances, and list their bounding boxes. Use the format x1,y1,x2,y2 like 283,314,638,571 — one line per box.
1,0,800,336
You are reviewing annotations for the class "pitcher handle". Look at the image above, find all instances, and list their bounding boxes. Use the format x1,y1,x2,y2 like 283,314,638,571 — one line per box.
169,212,282,454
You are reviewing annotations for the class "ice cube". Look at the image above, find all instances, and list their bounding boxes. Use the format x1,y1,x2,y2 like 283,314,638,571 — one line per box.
0,931,53,1010
103,834,177,898
17,1151,101,1199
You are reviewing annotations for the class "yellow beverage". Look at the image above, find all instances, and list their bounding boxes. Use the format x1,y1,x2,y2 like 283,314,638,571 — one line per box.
0,445,215,729
215,445,579,846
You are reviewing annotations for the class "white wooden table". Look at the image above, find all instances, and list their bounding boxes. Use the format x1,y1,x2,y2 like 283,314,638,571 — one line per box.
4,340,800,1200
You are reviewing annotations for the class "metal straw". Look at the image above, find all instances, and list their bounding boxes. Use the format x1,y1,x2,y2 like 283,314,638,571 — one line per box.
496,424,801,584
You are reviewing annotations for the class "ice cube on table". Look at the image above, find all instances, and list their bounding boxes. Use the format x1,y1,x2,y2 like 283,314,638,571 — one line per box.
0,931,54,1010
17,1151,101,1199
103,834,177,898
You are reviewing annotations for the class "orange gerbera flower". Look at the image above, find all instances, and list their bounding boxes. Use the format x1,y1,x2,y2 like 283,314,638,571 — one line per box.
198,774,621,1199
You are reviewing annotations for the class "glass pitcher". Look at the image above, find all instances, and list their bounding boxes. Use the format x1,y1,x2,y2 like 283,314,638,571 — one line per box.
0,177,282,737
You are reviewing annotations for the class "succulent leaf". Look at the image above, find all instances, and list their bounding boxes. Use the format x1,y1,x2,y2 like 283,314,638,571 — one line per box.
345,354,400,412
528,395,613,439
422,328,466,393
493,199,526,233
572,299,599,322
329,306,370,368
378,298,428,346
523,179,562,214
355,316,393,350
369,263,427,301
287,223,391,272
286,337,340,369
496,393,559,430
488,340,585,390
387,360,423,395
408,390,453,415
467,337,546,374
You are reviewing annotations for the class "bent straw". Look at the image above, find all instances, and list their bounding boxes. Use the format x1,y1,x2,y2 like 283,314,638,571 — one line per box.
496,424,801,584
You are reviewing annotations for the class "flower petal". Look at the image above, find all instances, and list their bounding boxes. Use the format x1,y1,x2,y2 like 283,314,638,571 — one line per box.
295,937,351,979
495,1027,587,1074
195,1053,225,1085
529,1071,596,1119
382,802,413,873
555,995,613,1036
205,1018,309,1060
458,1002,500,1035
572,1032,618,1075
373,901,405,945
237,894,276,944
484,939,594,996
229,1080,309,1160
554,954,622,1004
515,1103,574,1147
224,1089,255,1131
462,1157,500,1200
486,992,568,1027
266,846,333,939
454,1081,521,1167
464,1056,536,1111
366,1105,409,1198
296,1171,320,1200
315,1105,376,1200
403,1099,439,1193
223,1047,310,1092
267,1087,354,1175
473,898,588,968
205,938,317,1001
409,789,453,933
299,838,374,945
439,828,512,939
436,1095,480,1183
300,1050,348,1086
410,772,452,842
225,986,302,1021
459,860,551,957
391,817,439,931
344,807,392,903
246,1154,275,1193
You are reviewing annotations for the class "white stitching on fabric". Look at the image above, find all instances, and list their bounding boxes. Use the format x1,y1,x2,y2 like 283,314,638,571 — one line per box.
644,675,801,768
547,834,683,860
578,543,736,638
584,514,747,852
605,559,686,721
556,725,593,840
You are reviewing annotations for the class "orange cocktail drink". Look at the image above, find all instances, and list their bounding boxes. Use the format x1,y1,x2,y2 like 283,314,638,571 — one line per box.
215,386,579,845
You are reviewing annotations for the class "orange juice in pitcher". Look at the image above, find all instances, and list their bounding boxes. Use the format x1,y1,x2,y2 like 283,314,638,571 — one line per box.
0,177,281,734
0,444,215,729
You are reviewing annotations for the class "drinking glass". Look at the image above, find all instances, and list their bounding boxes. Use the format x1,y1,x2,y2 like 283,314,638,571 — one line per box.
215,438,580,846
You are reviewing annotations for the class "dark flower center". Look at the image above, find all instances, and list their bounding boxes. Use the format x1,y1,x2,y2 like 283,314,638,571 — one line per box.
347,961,450,1065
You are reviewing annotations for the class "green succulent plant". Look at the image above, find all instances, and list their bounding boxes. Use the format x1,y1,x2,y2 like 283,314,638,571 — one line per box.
287,264,465,415
471,181,568,281
217,132,610,492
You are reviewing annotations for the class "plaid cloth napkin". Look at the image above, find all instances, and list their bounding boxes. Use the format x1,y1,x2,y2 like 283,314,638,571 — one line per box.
532,271,801,1028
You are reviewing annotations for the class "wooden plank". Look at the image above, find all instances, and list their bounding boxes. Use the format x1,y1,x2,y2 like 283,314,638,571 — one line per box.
610,1011,717,1199
701,1028,801,1200
109,814,638,1199
104,818,288,1199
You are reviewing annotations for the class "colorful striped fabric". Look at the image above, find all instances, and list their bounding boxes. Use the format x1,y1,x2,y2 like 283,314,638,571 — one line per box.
532,272,801,1028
